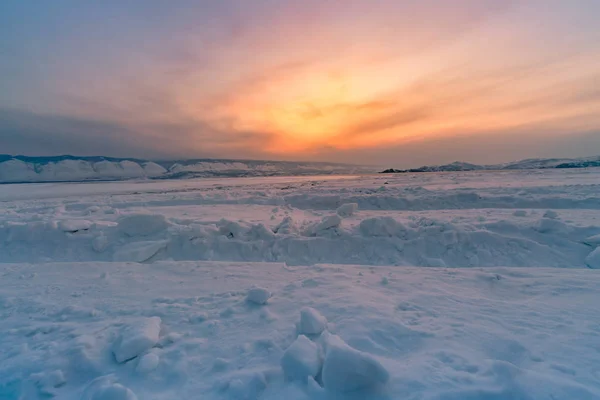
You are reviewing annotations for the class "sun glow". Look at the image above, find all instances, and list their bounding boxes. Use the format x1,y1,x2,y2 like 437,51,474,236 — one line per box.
203,57,435,154
4,1,600,163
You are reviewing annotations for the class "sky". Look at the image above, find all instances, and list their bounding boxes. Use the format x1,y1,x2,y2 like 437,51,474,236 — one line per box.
1,0,599,167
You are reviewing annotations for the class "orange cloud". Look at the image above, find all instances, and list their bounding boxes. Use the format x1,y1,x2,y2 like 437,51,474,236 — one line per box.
185,41,599,158
20,0,598,164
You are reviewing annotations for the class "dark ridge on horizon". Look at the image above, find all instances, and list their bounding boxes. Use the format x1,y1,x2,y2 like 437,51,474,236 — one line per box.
381,156,600,173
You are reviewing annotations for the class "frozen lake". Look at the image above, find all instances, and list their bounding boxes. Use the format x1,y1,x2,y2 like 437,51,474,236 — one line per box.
1,168,600,399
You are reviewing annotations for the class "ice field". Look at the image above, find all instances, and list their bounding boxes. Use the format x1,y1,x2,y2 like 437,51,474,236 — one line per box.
1,168,600,399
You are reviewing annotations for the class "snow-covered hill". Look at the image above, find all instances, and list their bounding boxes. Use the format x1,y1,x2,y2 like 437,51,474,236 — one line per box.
2,154,599,183
0,155,375,183
382,155,600,173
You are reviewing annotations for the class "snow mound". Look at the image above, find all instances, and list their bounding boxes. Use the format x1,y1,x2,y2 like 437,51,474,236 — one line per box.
92,234,109,253
281,335,322,381
246,287,271,305
583,234,600,247
222,370,268,399
58,219,93,233
113,240,167,262
321,333,389,392
117,214,169,237
273,216,298,235
535,218,567,233
31,369,66,396
298,307,327,335
136,352,160,373
89,383,138,400
113,317,161,363
217,219,250,239
337,203,358,217
247,223,276,241
544,210,559,219
585,247,600,269
216,219,275,241
359,216,406,237
307,215,342,236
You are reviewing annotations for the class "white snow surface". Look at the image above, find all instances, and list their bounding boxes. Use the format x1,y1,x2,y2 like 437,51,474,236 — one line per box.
2,261,600,399
1,169,600,399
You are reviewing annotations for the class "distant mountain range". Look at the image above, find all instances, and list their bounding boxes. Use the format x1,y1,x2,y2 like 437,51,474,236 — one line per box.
381,156,600,174
1,154,598,183
0,154,376,183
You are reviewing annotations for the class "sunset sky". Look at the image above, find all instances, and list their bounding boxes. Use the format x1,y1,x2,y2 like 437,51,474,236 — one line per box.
1,0,599,167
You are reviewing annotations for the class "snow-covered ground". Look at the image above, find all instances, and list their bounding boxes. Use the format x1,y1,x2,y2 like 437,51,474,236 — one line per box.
2,169,599,267
1,168,600,399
